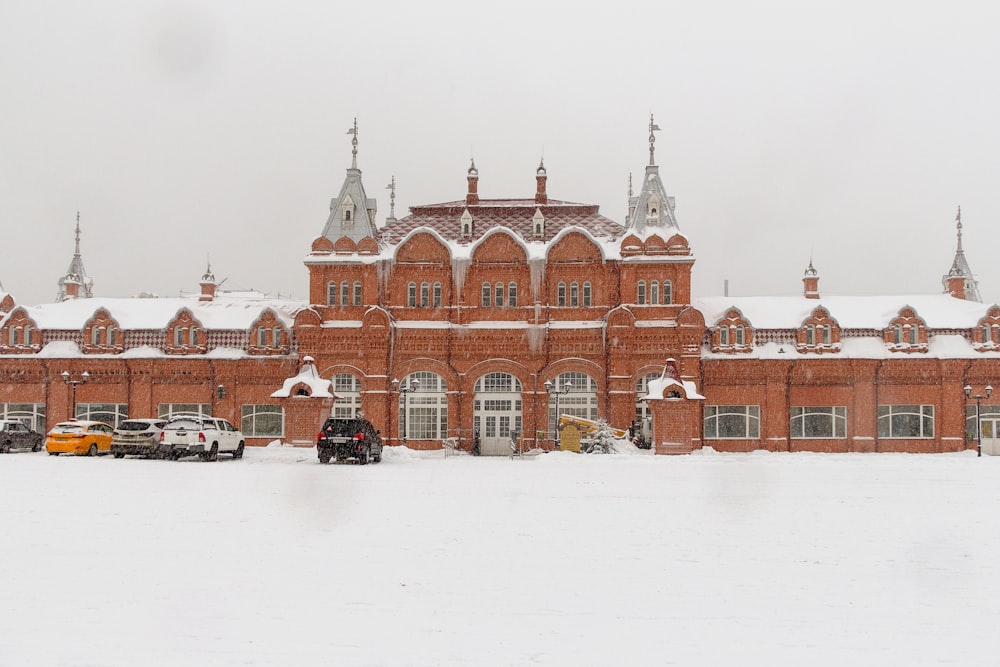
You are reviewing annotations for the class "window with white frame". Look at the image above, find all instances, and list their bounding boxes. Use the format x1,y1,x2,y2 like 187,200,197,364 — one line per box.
1,403,46,432
704,405,760,439
719,326,729,346
333,373,362,418
557,282,566,306
791,406,846,438
189,326,199,346
76,403,128,427
408,283,417,307
495,282,504,308
257,328,269,347
241,405,284,437
340,281,350,305
399,372,448,440
966,405,1000,440
878,405,934,438
570,282,579,307
662,281,672,305
634,373,660,424
735,326,745,346
548,371,598,435
637,281,647,305
650,281,659,305
158,404,211,419
353,281,362,306
273,326,282,347
582,282,592,307
482,282,491,307
508,282,517,307
420,282,430,308
433,282,442,308
327,282,337,306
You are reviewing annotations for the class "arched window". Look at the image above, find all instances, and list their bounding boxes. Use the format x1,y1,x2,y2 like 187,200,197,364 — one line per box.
570,282,579,307
508,282,517,307
9,327,19,346
92,327,101,346
582,282,592,307
637,281,646,305
408,282,417,308
432,282,442,308
399,371,449,440
805,325,815,346
822,325,832,345
420,282,429,308
893,324,903,345
983,324,992,343
174,327,184,347
24,325,33,346
344,209,352,222
327,281,337,306
189,326,199,346
273,326,282,347
662,281,672,305
333,373,363,419
650,282,659,305
257,327,269,347
735,325,745,346
720,326,729,346
482,282,491,307
352,281,362,306
557,282,566,307
908,325,918,344
340,281,349,305
495,282,504,308
634,372,660,425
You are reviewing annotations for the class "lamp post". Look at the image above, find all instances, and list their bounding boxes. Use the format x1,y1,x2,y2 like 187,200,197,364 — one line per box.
61,370,89,420
392,377,419,446
964,384,993,457
544,378,572,451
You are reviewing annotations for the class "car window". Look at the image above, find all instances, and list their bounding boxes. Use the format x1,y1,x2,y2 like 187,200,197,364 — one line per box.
118,421,157,431
165,419,201,430
53,424,84,434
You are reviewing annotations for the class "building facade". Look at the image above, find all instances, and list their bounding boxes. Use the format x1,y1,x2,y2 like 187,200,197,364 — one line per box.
2,120,998,454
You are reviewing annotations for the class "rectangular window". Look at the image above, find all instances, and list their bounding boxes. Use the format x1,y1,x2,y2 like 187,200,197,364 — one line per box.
174,328,183,347
735,326,745,346
908,326,918,344
273,326,282,346
482,282,491,307
8,327,18,346
637,282,646,305
822,325,831,345
257,328,268,347
76,403,128,428
433,283,442,308
24,325,33,346
790,406,846,438
878,404,934,438
158,404,211,419
570,282,579,307
408,283,417,307
420,282,429,308
495,283,504,308
582,282,591,307
650,282,659,305
189,326,198,346
806,325,815,345
353,281,362,306
341,282,350,305
508,282,517,307
92,327,101,346
108,327,115,346
557,283,566,307
893,325,902,344
327,282,337,306
719,327,729,346
241,405,284,437
704,405,760,439
983,324,991,343
1,402,46,433
663,281,672,305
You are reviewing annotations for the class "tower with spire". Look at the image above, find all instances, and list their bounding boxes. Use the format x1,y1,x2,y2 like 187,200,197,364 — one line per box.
625,114,680,233
56,212,94,301
319,118,380,244
942,205,982,302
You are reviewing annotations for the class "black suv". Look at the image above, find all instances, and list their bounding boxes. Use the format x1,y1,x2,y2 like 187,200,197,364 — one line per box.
0,419,43,453
317,417,383,464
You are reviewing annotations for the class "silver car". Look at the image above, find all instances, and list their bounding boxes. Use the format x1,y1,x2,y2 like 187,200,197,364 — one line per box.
110,418,168,458
158,415,245,461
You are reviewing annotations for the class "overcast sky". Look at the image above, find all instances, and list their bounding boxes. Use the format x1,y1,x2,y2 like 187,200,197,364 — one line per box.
2,1,998,307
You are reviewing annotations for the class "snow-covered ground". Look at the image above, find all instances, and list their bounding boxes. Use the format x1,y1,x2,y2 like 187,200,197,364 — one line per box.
2,445,1000,666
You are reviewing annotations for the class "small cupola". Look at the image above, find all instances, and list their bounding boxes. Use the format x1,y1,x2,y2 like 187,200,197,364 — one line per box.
61,273,81,300
466,159,480,206
946,264,966,300
461,208,474,239
199,262,217,302
803,260,820,299
532,208,545,239
535,158,547,204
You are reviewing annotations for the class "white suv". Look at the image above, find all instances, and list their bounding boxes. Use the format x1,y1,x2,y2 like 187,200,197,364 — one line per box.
158,415,245,461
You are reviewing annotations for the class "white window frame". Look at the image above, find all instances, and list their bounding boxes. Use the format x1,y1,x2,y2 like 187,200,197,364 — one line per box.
878,404,934,438
704,405,760,439
790,406,847,439
241,404,285,437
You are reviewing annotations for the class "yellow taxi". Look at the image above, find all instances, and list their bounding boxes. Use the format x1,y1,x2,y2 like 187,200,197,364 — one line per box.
46,420,115,456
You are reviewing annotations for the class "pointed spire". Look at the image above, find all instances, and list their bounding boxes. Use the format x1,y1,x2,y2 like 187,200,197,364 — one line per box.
648,113,661,166
628,172,633,199
74,210,82,258
955,204,963,254
803,258,820,299
57,211,93,301
386,175,397,221
346,117,359,169
942,204,982,302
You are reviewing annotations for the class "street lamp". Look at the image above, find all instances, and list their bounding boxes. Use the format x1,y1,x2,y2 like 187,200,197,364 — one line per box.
61,370,89,420
544,378,572,451
964,384,993,457
392,377,419,447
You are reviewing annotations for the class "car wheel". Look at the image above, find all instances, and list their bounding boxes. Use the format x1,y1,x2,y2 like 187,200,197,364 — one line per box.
49,451,59,456
358,446,369,465
233,442,244,459
88,443,98,457
0,442,9,454
113,452,125,459
169,450,182,461
373,450,382,463
32,441,41,452
202,443,219,462
318,450,331,464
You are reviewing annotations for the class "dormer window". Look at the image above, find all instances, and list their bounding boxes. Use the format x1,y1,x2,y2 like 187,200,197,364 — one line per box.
341,197,356,228
533,208,545,238
166,310,206,355
646,195,661,224
249,310,289,355
885,307,927,352
973,307,1000,350
796,306,841,353
461,209,473,239
81,309,123,354
1,310,42,354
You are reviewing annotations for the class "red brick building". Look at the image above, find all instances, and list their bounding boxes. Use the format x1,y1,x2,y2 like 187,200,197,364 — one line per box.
2,120,998,454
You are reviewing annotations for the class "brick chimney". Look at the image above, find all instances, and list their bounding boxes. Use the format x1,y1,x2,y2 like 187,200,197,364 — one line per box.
803,260,820,299
535,159,547,204
466,159,479,206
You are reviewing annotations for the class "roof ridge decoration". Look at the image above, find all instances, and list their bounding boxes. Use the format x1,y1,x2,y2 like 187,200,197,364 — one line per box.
320,119,380,246
625,114,680,235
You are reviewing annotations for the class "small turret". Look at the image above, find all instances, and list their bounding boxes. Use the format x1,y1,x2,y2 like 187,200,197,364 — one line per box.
803,259,820,299
466,159,480,206
535,158,547,204
199,261,217,302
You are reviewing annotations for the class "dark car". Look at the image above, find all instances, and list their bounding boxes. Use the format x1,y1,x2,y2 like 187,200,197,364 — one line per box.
110,418,168,458
0,419,44,453
317,417,382,464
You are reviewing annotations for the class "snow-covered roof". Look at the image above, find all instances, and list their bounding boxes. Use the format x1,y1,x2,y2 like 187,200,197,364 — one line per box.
16,292,304,331
271,358,335,398
694,294,993,330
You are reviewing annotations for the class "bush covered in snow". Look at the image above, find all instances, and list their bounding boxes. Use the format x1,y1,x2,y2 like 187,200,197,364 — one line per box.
582,420,617,454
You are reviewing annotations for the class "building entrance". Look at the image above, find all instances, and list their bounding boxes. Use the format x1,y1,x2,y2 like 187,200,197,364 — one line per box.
473,373,522,456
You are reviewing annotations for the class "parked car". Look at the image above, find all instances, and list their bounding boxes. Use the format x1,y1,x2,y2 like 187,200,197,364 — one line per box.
316,417,382,464
158,415,245,461
0,419,44,453
110,418,168,458
46,420,114,456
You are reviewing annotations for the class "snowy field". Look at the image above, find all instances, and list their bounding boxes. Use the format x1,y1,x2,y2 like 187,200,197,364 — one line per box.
2,445,1000,667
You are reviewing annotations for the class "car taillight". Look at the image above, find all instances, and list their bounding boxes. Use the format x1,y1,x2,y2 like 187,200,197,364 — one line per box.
354,433,364,440
159,432,165,442
199,432,206,442
317,432,324,440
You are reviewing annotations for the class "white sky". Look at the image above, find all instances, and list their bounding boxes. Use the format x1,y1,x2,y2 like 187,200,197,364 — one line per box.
2,1,998,306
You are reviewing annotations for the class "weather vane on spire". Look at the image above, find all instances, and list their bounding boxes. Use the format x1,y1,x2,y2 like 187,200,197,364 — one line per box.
648,113,661,166
386,175,396,219
347,117,359,169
